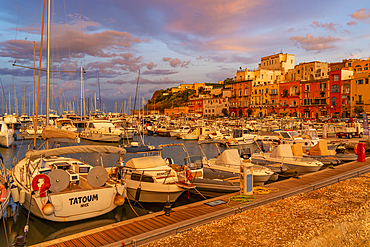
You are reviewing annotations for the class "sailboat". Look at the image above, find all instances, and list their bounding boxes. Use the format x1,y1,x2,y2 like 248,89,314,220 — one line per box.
0,155,11,219
11,1,126,222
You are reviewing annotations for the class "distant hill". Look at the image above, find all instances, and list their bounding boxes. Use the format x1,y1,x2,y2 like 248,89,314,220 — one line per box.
146,88,196,113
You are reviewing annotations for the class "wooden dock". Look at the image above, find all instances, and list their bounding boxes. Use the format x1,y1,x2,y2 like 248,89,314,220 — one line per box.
31,157,370,247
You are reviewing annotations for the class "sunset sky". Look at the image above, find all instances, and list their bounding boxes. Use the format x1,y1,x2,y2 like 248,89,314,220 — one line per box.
0,0,369,114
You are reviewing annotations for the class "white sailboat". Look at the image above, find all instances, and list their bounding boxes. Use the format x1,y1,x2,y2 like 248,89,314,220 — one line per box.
0,120,15,148
11,0,126,222
12,145,127,222
0,155,11,219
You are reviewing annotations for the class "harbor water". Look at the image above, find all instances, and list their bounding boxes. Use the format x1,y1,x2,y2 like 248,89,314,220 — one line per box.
0,134,256,246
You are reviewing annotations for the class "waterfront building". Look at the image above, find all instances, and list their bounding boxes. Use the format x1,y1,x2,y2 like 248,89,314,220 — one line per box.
164,106,189,117
328,69,353,118
350,59,370,115
188,97,204,117
279,80,301,117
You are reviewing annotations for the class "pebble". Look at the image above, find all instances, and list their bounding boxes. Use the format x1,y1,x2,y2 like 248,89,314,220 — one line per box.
144,173,370,247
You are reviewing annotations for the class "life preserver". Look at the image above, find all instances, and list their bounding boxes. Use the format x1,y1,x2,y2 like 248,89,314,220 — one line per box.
32,174,51,197
0,186,6,202
186,167,193,182
354,144,358,154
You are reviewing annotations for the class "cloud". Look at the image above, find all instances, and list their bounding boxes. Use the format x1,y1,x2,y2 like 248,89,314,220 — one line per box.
289,33,340,52
146,62,156,70
107,77,183,85
196,56,204,60
113,87,125,96
310,21,340,31
351,8,370,20
346,21,357,26
162,57,191,68
141,69,178,75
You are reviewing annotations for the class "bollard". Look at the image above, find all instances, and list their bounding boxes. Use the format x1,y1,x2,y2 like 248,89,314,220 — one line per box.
357,142,366,162
240,160,253,195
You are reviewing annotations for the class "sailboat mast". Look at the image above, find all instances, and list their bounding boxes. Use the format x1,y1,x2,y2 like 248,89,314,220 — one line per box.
46,0,50,127
33,41,35,117
80,62,83,120
97,66,99,111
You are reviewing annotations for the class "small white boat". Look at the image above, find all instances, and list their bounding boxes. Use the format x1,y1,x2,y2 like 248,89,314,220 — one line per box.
0,121,15,148
80,120,122,142
119,156,193,203
252,144,324,176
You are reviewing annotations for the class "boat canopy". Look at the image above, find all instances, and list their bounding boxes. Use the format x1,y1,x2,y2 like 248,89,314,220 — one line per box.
215,149,241,166
291,143,304,157
270,144,293,158
125,156,168,169
25,145,126,161
41,126,79,140
308,140,335,156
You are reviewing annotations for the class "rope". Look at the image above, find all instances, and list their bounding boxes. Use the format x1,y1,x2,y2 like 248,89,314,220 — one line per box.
253,186,279,194
126,196,139,217
227,195,255,208
227,187,279,208
193,187,207,200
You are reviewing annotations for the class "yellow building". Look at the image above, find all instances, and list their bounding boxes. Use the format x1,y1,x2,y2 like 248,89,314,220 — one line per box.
350,59,370,115
251,82,279,117
164,106,189,117
171,82,206,93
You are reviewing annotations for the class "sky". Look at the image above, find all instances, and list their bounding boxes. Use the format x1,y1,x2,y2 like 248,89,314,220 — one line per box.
0,0,369,114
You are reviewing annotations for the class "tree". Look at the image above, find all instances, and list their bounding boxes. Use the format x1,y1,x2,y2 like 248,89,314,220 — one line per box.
353,106,364,117
222,108,228,117
223,78,234,85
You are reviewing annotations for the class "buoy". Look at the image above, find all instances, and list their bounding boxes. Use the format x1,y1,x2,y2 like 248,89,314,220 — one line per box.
134,187,141,202
19,189,26,205
114,194,125,206
11,186,19,203
42,203,55,215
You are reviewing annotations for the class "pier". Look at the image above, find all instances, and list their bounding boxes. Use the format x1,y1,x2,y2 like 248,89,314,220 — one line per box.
31,157,370,247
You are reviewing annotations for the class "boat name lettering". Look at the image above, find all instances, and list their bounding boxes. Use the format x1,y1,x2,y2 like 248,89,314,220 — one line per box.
157,172,166,176
69,194,98,206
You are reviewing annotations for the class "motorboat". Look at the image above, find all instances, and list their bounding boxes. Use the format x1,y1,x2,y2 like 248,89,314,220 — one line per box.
293,141,341,166
11,145,127,222
80,120,123,142
231,128,257,144
199,148,274,186
0,120,15,148
116,155,194,203
251,144,324,176
169,125,191,138
54,118,78,132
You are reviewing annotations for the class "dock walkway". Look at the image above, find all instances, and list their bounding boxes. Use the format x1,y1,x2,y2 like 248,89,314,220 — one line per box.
32,157,370,247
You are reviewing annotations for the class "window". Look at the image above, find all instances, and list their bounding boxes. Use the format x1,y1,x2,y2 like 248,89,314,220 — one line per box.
331,97,336,106
320,83,326,91
265,88,269,94
331,85,339,93
366,79,369,84
334,75,339,81
305,84,309,92
358,79,364,84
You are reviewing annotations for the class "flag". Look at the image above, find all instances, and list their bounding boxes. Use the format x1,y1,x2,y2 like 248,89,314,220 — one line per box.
363,112,369,136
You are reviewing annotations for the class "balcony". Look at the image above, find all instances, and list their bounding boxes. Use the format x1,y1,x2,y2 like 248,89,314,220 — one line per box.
270,92,278,95
290,104,298,107
356,101,364,104
291,92,300,96
281,104,289,107
280,94,289,97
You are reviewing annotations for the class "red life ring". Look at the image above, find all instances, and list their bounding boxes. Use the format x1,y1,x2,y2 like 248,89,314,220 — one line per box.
32,174,51,197
186,167,193,182
0,187,6,202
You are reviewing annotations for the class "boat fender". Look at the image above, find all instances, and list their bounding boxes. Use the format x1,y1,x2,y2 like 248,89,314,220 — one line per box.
186,167,193,182
13,132,17,140
11,186,19,203
42,202,55,215
354,144,358,154
135,187,141,202
19,189,26,204
114,194,125,206
32,174,51,197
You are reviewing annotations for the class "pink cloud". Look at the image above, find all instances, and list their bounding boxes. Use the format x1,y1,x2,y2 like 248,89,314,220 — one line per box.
162,57,191,68
146,62,156,70
351,8,370,20
107,77,182,85
347,21,357,26
310,21,339,31
289,33,340,52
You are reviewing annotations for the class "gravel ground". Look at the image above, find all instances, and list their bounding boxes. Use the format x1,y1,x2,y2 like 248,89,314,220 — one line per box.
144,173,370,247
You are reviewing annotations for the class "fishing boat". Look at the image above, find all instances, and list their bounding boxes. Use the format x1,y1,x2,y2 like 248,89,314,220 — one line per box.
12,144,127,222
